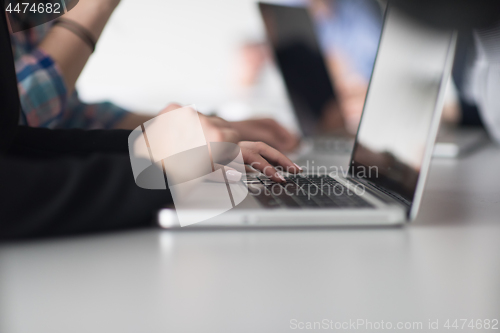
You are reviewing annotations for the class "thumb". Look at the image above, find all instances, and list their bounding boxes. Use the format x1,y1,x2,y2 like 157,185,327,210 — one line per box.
206,164,243,183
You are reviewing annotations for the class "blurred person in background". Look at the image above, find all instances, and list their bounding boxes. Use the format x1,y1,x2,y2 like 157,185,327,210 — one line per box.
237,0,462,133
237,0,383,133
309,0,383,132
9,0,299,152
391,0,500,144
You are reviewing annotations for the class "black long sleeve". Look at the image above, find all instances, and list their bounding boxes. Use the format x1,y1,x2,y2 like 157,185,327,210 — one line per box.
0,12,171,240
0,127,172,240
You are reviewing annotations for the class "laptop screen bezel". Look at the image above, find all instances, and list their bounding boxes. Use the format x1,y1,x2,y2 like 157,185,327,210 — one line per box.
346,3,458,219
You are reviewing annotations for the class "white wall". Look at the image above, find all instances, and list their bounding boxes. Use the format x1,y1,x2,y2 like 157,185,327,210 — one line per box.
77,0,270,114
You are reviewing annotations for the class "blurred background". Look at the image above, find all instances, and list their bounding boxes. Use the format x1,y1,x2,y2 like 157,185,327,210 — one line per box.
76,0,459,133
77,0,292,121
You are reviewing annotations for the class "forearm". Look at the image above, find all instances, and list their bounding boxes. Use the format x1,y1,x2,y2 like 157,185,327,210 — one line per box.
38,0,119,94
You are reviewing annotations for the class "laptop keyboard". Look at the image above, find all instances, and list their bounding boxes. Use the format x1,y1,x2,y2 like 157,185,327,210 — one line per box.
248,174,373,209
312,137,353,154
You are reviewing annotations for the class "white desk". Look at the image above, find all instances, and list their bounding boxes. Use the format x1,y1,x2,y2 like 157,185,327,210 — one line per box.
1,146,500,333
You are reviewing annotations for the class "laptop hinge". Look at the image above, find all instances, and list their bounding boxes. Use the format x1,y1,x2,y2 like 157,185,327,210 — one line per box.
347,177,411,212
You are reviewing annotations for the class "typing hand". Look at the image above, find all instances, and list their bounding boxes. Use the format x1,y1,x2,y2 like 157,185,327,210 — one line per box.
157,104,301,183
230,118,300,153
238,141,301,183
159,104,241,144
161,104,299,152
205,142,302,184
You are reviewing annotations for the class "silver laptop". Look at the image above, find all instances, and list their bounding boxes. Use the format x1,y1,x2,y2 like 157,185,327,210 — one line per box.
158,4,458,228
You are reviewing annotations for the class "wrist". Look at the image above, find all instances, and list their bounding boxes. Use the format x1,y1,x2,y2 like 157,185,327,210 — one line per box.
63,0,119,39
228,120,242,131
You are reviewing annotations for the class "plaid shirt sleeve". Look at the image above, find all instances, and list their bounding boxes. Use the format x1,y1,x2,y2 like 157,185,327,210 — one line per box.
15,48,68,127
58,91,129,130
13,29,128,129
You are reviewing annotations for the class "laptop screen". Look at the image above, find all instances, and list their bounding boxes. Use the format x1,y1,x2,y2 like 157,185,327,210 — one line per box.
350,4,455,207
258,3,338,136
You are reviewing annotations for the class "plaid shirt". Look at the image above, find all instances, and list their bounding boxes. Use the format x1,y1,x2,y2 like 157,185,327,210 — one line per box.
11,22,127,129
